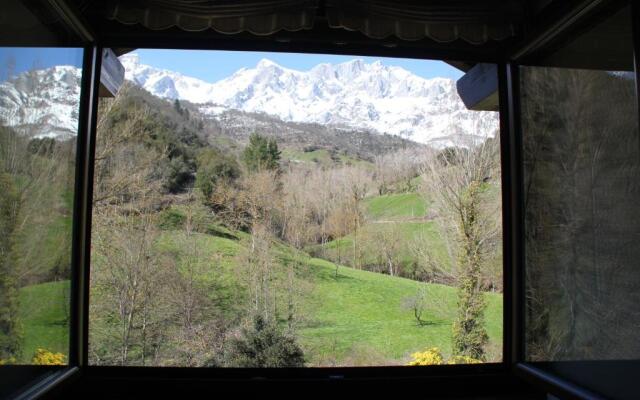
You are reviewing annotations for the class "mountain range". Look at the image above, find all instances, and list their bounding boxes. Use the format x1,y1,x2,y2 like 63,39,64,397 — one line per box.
0,53,498,146
120,53,498,146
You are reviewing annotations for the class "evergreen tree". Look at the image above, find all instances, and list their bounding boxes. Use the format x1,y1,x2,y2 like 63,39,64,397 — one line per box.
0,173,21,360
242,133,281,172
195,148,240,199
173,99,183,115
223,315,304,367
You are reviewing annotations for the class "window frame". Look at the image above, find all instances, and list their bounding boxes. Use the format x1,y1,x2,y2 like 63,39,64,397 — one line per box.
8,0,639,398
76,47,510,375
0,2,93,396
508,1,640,399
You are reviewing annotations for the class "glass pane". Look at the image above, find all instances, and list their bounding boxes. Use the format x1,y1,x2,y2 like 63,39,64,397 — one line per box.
89,50,503,367
521,4,640,398
0,46,83,367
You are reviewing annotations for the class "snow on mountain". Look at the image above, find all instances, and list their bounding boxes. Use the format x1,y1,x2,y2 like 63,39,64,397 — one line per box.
0,66,81,139
0,54,498,146
119,53,498,145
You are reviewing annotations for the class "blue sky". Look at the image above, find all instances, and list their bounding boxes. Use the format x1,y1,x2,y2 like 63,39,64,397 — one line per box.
133,49,463,82
0,47,83,79
0,47,463,82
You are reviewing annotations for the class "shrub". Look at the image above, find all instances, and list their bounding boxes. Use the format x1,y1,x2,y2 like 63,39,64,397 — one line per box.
160,157,193,193
0,356,16,365
32,348,66,365
407,347,444,366
158,208,186,230
406,347,481,366
224,315,304,367
447,355,482,364
195,148,240,200
242,133,281,172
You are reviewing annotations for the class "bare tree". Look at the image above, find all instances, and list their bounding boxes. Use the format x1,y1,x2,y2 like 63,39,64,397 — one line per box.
401,283,449,326
91,204,169,365
420,137,500,360
372,224,402,276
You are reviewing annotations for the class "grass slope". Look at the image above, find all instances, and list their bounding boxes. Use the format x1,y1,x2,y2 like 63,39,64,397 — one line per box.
18,281,69,363
155,205,501,366
17,199,502,366
297,258,502,366
309,192,453,273
281,148,372,168
366,192,428,220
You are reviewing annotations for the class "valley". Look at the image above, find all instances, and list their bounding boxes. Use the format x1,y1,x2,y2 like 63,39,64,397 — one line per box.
0,55,502,367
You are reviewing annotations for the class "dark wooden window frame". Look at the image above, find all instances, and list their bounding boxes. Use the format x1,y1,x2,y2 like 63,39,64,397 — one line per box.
5,0,638,398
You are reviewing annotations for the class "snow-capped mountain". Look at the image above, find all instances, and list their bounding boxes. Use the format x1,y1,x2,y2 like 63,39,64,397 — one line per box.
0,54,498,146
120,53,498,145
0,66,81,139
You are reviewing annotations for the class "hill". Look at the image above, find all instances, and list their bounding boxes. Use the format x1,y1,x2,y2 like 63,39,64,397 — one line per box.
20,212,502,366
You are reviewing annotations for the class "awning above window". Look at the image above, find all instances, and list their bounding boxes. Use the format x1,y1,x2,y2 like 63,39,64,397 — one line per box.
325,0,522,44
104,0,524,44
106,0,318,35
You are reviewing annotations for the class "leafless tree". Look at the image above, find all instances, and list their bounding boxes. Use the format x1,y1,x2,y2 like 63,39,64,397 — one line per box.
420,137,500,359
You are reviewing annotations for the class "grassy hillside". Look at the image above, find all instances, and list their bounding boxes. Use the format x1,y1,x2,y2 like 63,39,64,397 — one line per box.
280,148,373,168
18,190,502,366
18,221,502,367
366,192,428,220
297,259,502,365
309,192,453,275
18,281,69,363
153,205,501,366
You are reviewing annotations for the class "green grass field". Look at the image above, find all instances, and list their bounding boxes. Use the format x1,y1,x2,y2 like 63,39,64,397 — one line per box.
309,192,453,273
365,192,428,220
18,192,502,366
153,203,501,366
296,258,502,366
18,280,69,363
281,148,372,168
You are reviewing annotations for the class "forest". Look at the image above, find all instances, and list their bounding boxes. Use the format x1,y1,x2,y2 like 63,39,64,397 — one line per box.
0,83,502,367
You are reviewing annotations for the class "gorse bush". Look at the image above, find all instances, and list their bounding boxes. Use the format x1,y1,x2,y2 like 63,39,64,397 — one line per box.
32,348,66,365
407,347,444,365
0,356,16,365
406,347,481,366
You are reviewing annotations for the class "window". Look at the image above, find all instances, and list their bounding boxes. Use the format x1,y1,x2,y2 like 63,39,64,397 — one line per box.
520,4,640,398
0,2,85,397
87,50,503,368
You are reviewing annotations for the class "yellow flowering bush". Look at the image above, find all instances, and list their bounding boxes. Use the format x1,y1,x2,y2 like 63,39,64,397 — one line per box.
0,357,17,365
32,349,66,365
447,355,482,364
407,347,481,366
407,347,444,366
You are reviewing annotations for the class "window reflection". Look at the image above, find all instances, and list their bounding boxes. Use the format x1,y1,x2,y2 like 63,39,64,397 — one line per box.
0,47,82,365
521,5,640,362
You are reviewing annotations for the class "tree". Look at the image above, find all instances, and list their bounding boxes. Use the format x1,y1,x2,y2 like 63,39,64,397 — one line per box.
91,209,169,366
421,138,500,360
195,148,240,200
0,173,20,360
372,224,402,276
343,167,370,270
243,133,281,172
223,314,304,367
401,284,448,326
173,99,183,115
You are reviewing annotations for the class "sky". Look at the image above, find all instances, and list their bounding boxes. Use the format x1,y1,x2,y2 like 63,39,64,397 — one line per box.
0,47,463,82
0,47,83,79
